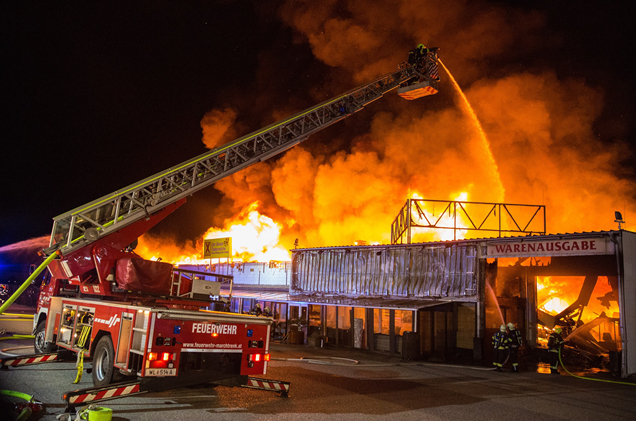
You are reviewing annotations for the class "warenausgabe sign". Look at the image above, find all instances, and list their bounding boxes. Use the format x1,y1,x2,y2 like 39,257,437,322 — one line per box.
486,237,613,258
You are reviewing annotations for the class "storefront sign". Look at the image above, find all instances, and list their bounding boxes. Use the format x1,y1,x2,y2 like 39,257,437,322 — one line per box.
203,237,232,259
486,237,614,258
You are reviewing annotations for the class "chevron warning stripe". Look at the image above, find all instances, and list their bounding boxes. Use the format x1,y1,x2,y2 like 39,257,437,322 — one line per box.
1,353,58,367
64,382,143,408
243,377,290,396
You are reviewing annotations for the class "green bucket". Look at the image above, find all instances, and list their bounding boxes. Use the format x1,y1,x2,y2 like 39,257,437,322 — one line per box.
79,406,113,421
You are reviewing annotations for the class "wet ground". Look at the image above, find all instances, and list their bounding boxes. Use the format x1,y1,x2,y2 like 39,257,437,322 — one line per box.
2,305,636,420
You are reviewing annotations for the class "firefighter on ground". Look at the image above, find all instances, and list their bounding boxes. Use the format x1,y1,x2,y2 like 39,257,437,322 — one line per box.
492,324,510,372
507,322,523,373
548,327,565,374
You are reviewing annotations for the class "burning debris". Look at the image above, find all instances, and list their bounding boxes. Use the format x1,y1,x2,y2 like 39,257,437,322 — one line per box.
537,275,620,360
491,255,621,371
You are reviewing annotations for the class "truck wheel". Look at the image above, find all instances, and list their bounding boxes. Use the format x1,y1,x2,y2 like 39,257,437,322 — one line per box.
34,321,56,353
92,336,115,387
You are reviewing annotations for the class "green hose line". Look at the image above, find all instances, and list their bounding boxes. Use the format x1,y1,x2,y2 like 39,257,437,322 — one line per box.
1,313,34,318
0,335,35,341
0,251,58,315
17,407,32,421
558,347,636,386
0,389,35,401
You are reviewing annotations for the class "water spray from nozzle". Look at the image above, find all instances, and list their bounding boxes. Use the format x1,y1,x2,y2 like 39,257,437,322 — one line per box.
438,59,505,201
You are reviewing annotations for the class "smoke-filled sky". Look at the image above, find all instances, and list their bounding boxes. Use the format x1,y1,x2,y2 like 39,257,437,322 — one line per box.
1,1,635,256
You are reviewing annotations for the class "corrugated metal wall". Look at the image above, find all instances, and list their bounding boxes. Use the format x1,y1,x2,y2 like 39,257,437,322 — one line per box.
291,243,480,299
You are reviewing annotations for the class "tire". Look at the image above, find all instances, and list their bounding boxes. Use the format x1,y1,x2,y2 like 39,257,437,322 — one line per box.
92,336,116,387
34,321,56,354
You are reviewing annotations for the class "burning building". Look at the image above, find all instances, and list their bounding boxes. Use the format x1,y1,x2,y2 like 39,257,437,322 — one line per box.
179,227,635,378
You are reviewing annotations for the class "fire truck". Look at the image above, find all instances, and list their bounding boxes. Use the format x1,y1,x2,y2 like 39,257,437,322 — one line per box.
1,50,439,409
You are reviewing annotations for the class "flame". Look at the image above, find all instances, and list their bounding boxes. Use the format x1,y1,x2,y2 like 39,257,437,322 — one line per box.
139,2,635,261
202,202,291,263
136,202,290,264
537,276,620,324
410,191,470,242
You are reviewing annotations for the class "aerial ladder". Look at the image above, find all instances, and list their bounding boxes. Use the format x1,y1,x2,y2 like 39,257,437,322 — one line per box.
1,50,440,413
42,53,440,263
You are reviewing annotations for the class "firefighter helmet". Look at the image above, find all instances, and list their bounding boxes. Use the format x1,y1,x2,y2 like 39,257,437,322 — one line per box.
554,327,562,334
418,43,425,49
500,324,506,332
507,322,515,330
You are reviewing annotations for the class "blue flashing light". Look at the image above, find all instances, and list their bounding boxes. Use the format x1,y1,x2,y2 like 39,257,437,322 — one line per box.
173,325,181,334
247,329,253,337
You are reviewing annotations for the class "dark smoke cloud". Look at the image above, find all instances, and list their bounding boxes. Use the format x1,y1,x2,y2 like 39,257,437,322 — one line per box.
189,0,634,253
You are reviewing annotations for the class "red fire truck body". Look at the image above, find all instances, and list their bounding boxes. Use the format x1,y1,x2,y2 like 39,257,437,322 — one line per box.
38,296,270,387
27,199,274,389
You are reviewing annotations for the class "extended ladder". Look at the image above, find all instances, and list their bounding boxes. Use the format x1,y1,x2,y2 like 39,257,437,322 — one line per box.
44,64,421,257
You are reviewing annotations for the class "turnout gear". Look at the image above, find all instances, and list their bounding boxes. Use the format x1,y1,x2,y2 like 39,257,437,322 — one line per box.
548,329,565,374
492,325,510,371
507,323,523,373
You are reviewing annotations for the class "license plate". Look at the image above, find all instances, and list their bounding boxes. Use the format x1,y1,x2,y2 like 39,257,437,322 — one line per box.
146,368,176,376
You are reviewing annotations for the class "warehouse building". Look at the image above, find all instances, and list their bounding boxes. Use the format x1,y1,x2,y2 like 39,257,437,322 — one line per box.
180,229,636,378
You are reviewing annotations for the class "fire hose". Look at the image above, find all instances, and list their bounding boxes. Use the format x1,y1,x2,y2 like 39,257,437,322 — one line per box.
558,348,636,386
0,335,35,357
0,251,58,315
273,356,498,371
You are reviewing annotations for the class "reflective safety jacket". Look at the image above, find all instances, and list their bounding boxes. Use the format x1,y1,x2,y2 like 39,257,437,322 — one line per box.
548,332,564,352
509,328,523,348
492,331,510,349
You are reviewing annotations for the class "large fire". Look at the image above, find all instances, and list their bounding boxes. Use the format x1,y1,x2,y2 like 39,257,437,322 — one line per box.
410,191,470,242
536,275,621,349
136,202,291,264
142,1,633,263
537,276,619,323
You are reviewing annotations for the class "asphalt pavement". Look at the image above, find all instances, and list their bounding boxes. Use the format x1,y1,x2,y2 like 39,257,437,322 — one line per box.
2,306,636,420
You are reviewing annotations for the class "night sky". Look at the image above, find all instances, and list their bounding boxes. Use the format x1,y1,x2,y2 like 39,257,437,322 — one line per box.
1,1,635,252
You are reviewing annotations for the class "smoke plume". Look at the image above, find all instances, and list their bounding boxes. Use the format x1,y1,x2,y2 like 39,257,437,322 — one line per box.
149,0,635,260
